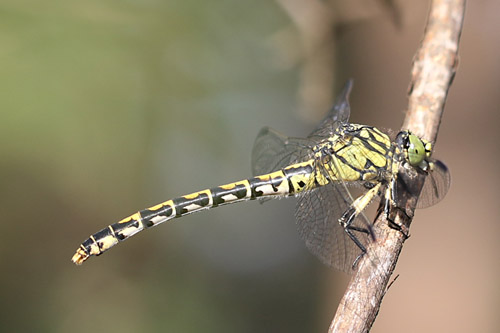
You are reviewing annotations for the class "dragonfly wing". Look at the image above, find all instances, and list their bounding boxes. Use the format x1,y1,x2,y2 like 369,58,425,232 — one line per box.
417,159,451,208
307,79,353,139
295,183,373,273
251,126,314,176
252,79,354,176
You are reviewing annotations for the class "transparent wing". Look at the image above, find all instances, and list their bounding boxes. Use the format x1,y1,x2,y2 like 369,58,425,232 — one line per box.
251,79,354,176
417,160,451,208
296,125,389,272
252,79,378,272
295,182,373,273
307,79,352,139
251,126,314,176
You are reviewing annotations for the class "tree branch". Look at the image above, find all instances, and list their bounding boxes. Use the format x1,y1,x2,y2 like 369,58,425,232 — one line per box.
329,1,465,332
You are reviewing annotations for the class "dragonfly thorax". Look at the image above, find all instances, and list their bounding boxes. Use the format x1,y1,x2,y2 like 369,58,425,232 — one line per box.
309,125,393,184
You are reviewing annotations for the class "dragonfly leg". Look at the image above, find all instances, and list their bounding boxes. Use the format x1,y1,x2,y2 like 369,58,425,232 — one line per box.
339,183,382,268
383,181,410,239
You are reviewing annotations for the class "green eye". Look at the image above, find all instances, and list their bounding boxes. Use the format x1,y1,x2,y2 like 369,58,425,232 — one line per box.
407,134,426,166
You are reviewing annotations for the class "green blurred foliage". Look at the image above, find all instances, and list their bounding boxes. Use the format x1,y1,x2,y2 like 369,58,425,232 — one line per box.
0,1,327,332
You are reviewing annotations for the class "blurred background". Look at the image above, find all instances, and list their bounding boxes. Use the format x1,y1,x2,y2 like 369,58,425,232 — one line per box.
1,0,498,332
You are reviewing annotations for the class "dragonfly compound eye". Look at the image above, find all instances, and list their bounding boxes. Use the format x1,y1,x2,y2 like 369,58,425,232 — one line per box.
406,133,426,167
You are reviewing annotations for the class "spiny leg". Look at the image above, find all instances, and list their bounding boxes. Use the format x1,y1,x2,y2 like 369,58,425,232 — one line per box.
383,178,410,238
338,183,382,268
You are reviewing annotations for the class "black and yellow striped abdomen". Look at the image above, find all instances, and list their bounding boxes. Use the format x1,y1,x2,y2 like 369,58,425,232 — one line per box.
71,124,395,265
72,160,319,264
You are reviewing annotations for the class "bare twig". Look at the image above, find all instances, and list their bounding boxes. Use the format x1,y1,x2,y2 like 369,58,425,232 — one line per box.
329,0,465,332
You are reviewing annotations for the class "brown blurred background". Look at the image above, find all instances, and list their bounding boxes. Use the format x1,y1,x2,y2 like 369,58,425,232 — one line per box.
0,0,498,332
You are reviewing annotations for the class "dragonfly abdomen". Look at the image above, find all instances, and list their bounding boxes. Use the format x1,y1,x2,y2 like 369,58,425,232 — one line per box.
71,160,316,265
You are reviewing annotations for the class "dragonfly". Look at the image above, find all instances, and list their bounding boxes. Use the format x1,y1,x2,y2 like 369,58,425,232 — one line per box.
72,80,450,272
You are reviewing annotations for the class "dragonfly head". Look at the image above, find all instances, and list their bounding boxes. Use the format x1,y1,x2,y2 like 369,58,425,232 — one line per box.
396,131,432,170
